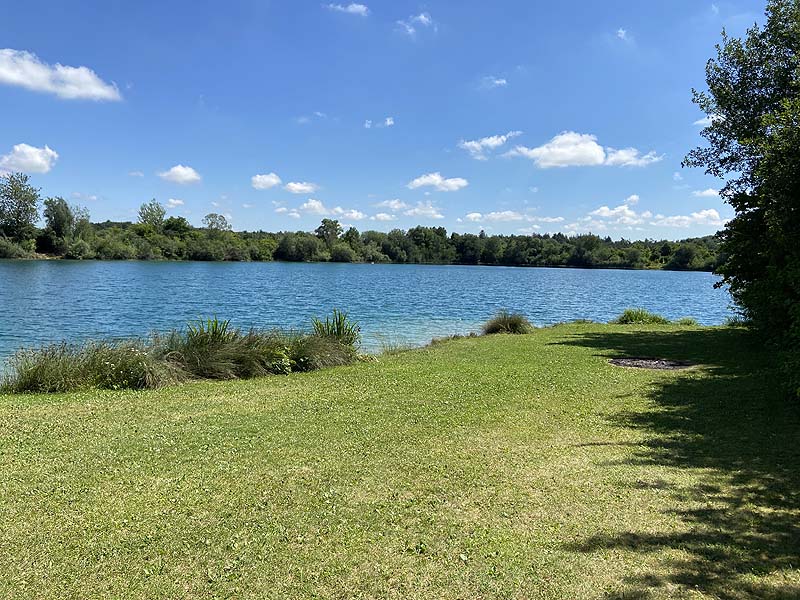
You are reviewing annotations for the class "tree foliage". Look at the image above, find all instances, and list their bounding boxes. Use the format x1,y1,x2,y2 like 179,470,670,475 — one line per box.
684,0,800,394
0,172,40,246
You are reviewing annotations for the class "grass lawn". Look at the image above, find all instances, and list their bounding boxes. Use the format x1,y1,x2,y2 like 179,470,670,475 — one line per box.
1,324,798,599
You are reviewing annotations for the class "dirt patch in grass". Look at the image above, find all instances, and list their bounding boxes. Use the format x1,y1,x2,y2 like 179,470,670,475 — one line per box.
609,357,695,370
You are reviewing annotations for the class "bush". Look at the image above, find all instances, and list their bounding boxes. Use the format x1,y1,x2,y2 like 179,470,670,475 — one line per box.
0,238,31,259
312,309,361,348
610,308,671,325
482,310,534,335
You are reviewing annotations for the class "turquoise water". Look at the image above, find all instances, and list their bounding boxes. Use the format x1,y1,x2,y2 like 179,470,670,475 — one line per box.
0,260,732,359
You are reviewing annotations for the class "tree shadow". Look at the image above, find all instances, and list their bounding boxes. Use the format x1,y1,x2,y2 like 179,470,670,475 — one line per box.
554,328,800,599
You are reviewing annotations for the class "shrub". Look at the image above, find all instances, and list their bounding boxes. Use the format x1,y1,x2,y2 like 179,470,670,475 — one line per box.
482,310,534,335
0,238,30,259
610,308,671,325
311,309,361,348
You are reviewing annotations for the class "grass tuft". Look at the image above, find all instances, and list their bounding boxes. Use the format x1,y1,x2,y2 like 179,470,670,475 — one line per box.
610,308,672,325
482,310,535,335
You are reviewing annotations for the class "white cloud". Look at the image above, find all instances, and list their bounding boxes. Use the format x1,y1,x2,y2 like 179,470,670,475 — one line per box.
375,199,408,210
529,186,539,193
480,76,508,89
531,216,564,223
384,116,394,127
397,12,435,36
505,131,662,168
295,116,311,125
251,172,282,190
465,212,483,222
274,206,289,214
242,203,253,209
288,210,301,219
128,170,144,177
166,198,184,208
459,130,522,160
326,3,369,16
616,28,628,40
407,171,468,192
651,209,724,228
692,188,719,197
485,211,525,222
364,119,372,129
466,212,565,225
0,143,58,174
372,213,395,221
332,207,367,220
158,164,201,185
506,132,605,167
604,147,663,167
624,194,640,205
300,198,329,215
673,171,683,181
711,3,720,15
0,49,121,101
404,202,444,219
285,181,320,194
71,192,98,202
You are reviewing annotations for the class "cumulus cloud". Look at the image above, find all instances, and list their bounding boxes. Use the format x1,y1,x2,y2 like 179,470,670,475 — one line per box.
465,212,565,225
384,116,394,127
692,188,719,197
251,172,282,190
372,213,395,221
589,203,651,226
128,170,144,177
332,207,367,220
158,164,201,185
650,209,724,228
166,198,184,208
0,49,121,101
673,171,683,181
624,194,640,205
465,212,483,222
285,181,320,194
364,119,372,129
375,199,408,210
397,12,435,36
616,28,628,40
407,172,468,192
326,3,369,16
459,130,522,160
300,198,329,215
403,202,444,219
0,143,59,174
505,131,662,168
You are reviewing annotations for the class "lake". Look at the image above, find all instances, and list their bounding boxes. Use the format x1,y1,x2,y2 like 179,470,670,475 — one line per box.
0,260,732,361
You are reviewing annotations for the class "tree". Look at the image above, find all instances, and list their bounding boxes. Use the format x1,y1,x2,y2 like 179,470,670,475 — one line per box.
315,218,342,250
138,200,166,230
0,172,40,245
202,213,232,232
684,0,800,394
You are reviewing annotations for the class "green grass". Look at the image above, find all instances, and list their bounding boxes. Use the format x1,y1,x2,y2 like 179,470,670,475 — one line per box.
610,308,672,324
0,323,798,599
482,309,535,334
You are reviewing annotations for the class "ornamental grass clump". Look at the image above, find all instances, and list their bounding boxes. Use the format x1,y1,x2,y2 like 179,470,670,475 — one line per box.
482,310,535,335
610,308,671,325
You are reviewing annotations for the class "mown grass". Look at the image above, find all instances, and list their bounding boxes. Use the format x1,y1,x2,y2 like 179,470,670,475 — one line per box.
0,323,797,599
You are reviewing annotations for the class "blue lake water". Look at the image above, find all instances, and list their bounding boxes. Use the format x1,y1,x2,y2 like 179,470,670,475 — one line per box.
0,260,732,360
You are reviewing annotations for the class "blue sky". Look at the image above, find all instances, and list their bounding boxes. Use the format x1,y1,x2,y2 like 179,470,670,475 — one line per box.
0,0,765,239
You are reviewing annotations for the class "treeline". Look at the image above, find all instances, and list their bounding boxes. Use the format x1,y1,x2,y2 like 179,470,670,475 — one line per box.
0,172,721,270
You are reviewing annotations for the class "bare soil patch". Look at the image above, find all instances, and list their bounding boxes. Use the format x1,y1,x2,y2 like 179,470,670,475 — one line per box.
609,357,695,370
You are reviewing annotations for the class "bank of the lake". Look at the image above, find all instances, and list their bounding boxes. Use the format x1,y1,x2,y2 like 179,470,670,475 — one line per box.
0,260,732,362
0,324,796,599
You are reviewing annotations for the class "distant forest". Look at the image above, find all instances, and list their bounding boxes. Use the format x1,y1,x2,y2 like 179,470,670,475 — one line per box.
0,176,721,271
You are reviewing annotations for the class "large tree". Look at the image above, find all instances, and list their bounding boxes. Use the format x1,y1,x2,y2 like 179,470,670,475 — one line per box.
684,0,800,393
0,172,40,245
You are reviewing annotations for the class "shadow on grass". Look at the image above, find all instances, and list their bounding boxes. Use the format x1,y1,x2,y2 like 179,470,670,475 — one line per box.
556,328,800,599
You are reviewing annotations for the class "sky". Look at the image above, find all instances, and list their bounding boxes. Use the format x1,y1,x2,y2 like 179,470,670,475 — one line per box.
0,0,767,239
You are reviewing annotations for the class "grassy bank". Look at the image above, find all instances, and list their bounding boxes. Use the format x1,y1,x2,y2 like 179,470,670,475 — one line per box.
0,324,797,599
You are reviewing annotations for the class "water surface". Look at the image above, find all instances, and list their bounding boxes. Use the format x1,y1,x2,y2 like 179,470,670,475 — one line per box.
0,260,732,359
